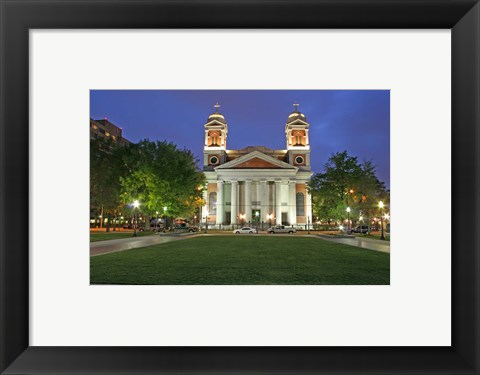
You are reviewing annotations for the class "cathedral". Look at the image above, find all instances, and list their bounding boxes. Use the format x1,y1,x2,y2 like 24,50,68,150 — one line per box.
201,103,313,228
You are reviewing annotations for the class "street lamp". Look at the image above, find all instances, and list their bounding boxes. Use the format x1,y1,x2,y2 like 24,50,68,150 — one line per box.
132,200,140,237
379,201,385,240
163,206,167,232
346,207,351,234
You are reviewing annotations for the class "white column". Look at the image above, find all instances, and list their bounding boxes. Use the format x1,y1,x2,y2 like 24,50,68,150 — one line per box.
260,180,268,223
306,182,312,228
216,181,224,225
288,180,297,225
275,181,282,225
231,180,238,225
245,180,252,223
204,131,208,146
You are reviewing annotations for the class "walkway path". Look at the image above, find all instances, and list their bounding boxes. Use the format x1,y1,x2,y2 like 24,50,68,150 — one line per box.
90,233,200,256
315,234,390,253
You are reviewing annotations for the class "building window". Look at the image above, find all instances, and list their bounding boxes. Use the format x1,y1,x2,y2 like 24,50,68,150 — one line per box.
209,131,221,146
295,155,304,164
209,192,217,213
210,156,219,165
296,192,305,216
292,131,304,146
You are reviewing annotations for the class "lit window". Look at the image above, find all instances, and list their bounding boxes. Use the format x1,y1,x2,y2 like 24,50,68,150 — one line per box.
210,131,221,146
293,131,304,146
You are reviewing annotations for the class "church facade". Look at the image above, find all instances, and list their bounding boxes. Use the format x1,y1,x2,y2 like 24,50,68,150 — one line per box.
201,103,313,228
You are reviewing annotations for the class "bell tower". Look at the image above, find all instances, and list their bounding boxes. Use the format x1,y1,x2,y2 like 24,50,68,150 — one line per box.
285,103,311,170
203,102,228,169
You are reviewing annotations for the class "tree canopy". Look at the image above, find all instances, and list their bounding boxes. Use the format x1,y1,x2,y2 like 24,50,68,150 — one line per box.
309,151,388,222
90,138,205,223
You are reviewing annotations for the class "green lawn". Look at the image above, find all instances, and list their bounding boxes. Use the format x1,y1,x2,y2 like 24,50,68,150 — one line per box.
90,231,155,242
90,236,389,285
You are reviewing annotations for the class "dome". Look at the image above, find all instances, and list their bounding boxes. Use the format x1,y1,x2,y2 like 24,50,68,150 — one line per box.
287,110,307,123
207,112,226,124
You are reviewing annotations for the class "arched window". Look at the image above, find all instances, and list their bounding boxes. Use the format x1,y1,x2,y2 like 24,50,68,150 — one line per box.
292,130,304,146
209,192,217,213
209,131,221,146
296,192,305,216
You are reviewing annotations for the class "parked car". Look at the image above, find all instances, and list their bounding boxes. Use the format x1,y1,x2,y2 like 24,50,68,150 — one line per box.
173,223,199,233
267,225,296,234
233,227,258,234
150,218,165,232
351,225,369,234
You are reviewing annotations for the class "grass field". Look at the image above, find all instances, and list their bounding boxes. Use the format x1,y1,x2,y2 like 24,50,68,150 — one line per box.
90,236,389,285
90,231,155,242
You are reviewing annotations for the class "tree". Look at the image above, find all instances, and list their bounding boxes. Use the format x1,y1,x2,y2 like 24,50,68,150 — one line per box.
355,160,388,232
118,140,206,227
309,151,364,222
90,138,126,229
309,151,388,229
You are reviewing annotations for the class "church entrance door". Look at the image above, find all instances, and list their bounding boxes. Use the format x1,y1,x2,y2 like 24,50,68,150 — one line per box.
251,209,261,230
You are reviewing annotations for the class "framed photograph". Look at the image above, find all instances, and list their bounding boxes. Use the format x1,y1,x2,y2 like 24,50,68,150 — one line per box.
1,0,479,374
89,89,390,286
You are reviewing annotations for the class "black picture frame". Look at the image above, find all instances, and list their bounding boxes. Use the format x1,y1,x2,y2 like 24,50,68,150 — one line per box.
1,0,479,374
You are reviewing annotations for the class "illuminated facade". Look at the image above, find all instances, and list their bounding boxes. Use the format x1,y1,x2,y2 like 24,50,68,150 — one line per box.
202,103,313,227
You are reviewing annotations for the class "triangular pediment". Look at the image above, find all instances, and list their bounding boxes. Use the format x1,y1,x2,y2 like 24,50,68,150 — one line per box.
287,119,309,126
216,151,297,170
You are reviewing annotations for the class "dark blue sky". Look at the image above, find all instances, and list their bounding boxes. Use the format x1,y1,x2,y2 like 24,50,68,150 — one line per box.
90,90,390,188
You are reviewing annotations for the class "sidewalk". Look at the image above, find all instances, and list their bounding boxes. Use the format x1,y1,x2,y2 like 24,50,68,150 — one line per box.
316,234,390,253
90,233,200,256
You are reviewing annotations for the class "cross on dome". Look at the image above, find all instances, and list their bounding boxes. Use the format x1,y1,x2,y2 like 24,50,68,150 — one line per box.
293,102,300,111
214,102,221,112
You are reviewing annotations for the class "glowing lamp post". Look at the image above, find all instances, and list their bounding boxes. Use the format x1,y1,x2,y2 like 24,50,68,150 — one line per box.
346,207,351,234
379,201,385,240
163,206,167,232
132,200,140,237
